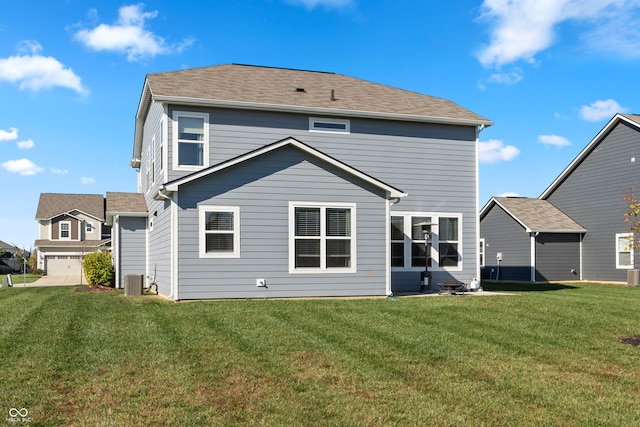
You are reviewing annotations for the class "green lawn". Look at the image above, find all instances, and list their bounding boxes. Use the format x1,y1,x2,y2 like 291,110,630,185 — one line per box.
1,283,639,426
0,273,41,285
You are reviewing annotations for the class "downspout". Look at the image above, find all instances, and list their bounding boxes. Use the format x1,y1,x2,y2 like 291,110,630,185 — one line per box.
154,186,176,299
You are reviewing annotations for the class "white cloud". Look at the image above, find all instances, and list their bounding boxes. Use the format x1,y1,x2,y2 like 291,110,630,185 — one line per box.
479,139,521,163
497,192,521,198
579,99,628,122
285,0,353,9
1,158,44,176
50,167,68,174
16,139,34,149
0,48,87,95
81,177,95,185
16,40,42,55
0,127,18,141
74,4,193,61
486,68,523,85
476,0,640,68
538,134,571,147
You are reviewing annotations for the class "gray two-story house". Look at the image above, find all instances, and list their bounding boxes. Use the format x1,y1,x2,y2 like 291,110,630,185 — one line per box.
480,114,640,283
123,64,492,300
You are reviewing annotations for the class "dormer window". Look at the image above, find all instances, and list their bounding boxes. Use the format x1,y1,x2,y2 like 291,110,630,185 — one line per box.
309,117,350,134
173,111,209,170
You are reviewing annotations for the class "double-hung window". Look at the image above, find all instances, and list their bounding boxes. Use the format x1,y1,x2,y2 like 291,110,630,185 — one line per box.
391,213,462,270
290,203,356,273
199,206,240,258
616,233,633,269
60,221,71,240
173,111,209,169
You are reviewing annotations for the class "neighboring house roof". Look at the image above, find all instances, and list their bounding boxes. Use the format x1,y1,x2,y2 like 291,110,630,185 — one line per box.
481,197,586,233
540,113,640,199
35,193,105,221
133,64,493,165
157,137,407,200
34,239,112,249
105,192,148,225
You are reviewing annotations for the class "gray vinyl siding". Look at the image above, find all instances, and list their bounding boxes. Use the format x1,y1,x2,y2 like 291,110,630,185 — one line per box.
145,197,172,296
480,205,532,281
165,107,479,289
141,102,165,195
535,233,581,281
117,217,147,285
174,145,388,300
545,121,640,282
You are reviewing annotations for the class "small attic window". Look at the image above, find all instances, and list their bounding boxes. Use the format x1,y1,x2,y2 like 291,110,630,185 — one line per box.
309,117,350,134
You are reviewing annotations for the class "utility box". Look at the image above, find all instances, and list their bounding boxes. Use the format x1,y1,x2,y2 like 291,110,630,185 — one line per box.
627,269,640,286
124,274,144,296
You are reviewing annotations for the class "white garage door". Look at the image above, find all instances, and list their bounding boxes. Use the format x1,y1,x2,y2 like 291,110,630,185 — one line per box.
45,256,82,276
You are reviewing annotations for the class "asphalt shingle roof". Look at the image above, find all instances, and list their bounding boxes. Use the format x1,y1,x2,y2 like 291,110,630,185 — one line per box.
145,64,492,124
106,192,147,214
35,193,105,221
492,197,586,232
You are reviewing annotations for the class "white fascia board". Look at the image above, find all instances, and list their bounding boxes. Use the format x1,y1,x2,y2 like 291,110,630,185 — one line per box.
540,114,637,199
132,80,152,165
164,137,407,199
152,95,494,128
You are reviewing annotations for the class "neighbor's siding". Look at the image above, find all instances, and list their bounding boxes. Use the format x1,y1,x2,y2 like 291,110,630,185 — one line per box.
165,107,479,290
117,216,147,286
175,145,388,300
480,205,531,281
545,121,640,282
535,233,581,281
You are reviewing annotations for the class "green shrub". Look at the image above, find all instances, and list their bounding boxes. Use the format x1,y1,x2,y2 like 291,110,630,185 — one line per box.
83,251,114,287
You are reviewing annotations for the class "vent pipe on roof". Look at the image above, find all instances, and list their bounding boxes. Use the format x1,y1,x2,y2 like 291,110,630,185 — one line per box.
330,89,336,101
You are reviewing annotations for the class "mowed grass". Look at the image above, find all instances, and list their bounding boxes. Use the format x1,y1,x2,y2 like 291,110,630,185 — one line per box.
0,273,41,284
1,283,640,426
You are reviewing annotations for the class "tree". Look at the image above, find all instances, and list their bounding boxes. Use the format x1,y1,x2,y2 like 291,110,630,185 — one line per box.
622,190,640,269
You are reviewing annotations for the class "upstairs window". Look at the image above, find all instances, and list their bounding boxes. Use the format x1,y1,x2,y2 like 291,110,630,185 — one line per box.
173,111,209,169
309,117,350,134
60,221,71,240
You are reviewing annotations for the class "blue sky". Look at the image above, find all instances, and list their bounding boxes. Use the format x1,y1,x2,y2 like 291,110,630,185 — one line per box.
1,0,640,250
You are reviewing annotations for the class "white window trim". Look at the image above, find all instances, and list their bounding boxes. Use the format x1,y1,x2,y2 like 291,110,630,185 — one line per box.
616,232,633,269
173,111,210,171
85,221,94,233
289,202,357,274
479,238,486,268
60,221,72,241
390,211,463,272
199,205,240,258
309,117,350,134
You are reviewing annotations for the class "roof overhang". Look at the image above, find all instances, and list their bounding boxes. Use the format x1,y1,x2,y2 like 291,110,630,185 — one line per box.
157,137,407,200
37,210,103,222
105,211,148,226
131,82,494,165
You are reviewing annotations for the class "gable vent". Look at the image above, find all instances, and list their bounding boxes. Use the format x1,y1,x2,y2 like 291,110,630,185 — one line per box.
295,87,306,92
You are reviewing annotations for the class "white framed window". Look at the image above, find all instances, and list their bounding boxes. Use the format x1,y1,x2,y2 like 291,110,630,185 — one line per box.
616,233,633,269
391,212,462,271
60,221,71,240
479,238,486,267
86,222,94,233
199,206,239,258
289,202,356,273
173,111,209,170
309,117,350,134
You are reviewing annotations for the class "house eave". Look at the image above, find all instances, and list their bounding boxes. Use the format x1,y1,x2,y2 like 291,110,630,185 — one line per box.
152,95,494,128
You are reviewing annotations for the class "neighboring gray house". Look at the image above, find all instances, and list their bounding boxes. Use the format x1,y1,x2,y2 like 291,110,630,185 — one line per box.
480,113,640,282
34,193,112,278
0,239,22,273
126,64,492,300
105,192,148,288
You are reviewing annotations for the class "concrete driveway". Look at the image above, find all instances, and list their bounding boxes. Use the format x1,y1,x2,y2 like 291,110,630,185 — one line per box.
21,275,86,287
